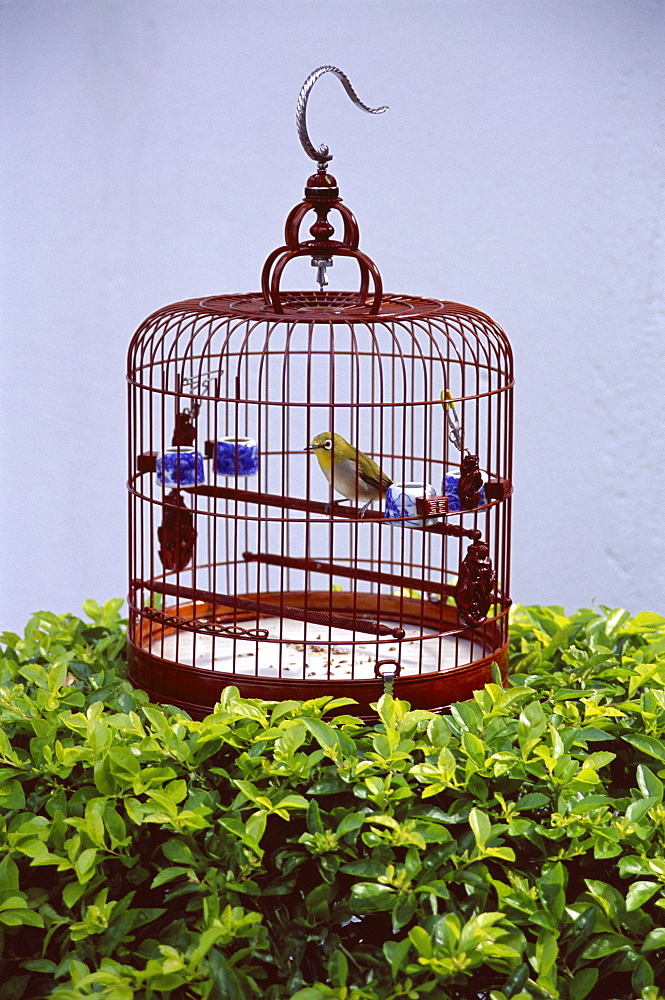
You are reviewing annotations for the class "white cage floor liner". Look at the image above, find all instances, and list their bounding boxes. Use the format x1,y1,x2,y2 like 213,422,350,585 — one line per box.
150,616,475,680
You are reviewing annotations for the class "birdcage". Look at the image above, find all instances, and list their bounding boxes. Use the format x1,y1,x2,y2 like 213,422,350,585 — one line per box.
127,67,514,720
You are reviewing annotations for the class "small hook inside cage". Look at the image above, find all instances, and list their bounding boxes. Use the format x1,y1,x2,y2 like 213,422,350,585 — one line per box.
312,256,333,290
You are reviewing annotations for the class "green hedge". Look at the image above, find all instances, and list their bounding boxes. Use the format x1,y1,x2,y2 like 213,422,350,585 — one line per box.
1,600,665,1000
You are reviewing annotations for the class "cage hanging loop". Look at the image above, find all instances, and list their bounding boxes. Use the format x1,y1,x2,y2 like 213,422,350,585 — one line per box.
296,66,388,167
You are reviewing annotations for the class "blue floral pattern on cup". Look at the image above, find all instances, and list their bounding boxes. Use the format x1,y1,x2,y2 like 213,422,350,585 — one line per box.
385,482,437,527
385,490,404,520
215,437,259,476
157,448,205,488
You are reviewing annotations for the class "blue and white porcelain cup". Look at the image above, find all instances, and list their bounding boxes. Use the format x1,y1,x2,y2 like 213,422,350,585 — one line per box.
443,472,486,512
156,447,205,488
384,482,437,528
215,436,259,476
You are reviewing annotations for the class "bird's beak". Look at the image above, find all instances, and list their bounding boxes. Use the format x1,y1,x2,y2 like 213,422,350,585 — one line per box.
304,444,316,451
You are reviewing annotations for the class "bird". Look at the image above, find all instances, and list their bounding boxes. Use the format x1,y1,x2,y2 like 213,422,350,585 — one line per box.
305,431,392,516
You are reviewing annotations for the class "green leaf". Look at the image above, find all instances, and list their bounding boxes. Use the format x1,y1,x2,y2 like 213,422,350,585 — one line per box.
108,745,141,779
75,848,97,881
162,839,195,865
533,928,558,977
383,937,411,979
469,806,491,847
581,932,631,959
537,863,566,921
151,866,192,889
0,779,26,811
340,859,385,877
0,855,19,894
327,950,348,988
63,880,87,908
515,792,549,810
290,990,335,1000
636,765,664,803
427,714,451,747
642,927,665,951
463,731,487,766
568,967,599,1000
632,957,655,992
450,701,481,734
584,880,623,921
276,792,309,811
626,881,660,911
408,924,433,957
336,811,364,837
23,960,57,974
618,856,652,877
301,717,341,756
625,611,665,632
392,893,417,931
305,883,332,921
307,799,323,834
103,805,127,848
93,755,117,796
502,962,529,998
162,779,187,803
0,896,28,912
84,803,106,848
245,810,266,844
350,883,395,911
0,907,44,927
623,734,665,763
0,897,44,927
541,622,582,659
82,599,103,622
518,700,547,750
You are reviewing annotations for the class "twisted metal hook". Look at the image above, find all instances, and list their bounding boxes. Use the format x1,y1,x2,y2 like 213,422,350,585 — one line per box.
296,66,388,166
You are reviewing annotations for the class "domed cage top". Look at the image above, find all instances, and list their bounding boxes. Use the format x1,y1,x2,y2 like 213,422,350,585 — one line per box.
126,68,514,720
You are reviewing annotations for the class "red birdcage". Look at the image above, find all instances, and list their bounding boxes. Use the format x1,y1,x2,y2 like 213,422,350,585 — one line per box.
127,67,514,720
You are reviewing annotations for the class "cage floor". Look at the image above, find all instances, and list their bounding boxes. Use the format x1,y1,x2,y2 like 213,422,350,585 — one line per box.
150,617,475,679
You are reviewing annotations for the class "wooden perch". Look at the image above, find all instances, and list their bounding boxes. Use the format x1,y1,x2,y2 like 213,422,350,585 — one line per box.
145,580,406,640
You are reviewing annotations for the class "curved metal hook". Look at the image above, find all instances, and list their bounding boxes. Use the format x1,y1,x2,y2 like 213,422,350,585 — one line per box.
296,66,388,166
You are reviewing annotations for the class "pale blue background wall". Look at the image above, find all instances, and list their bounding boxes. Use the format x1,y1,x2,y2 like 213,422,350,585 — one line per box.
1,0,663,632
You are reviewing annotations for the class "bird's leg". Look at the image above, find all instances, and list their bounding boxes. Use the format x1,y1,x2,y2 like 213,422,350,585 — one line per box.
359,500,373,518
325,497,351,515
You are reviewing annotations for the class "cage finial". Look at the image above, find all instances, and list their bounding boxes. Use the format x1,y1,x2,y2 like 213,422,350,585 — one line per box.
296,66,388,167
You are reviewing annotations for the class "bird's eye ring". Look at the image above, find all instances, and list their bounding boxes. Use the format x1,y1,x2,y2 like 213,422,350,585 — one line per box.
323,439,333,450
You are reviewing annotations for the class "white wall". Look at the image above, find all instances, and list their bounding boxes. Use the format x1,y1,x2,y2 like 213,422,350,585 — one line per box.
1,0,663,632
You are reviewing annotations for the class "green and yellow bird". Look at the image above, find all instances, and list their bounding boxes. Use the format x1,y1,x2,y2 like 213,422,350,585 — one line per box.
305,431,393,516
